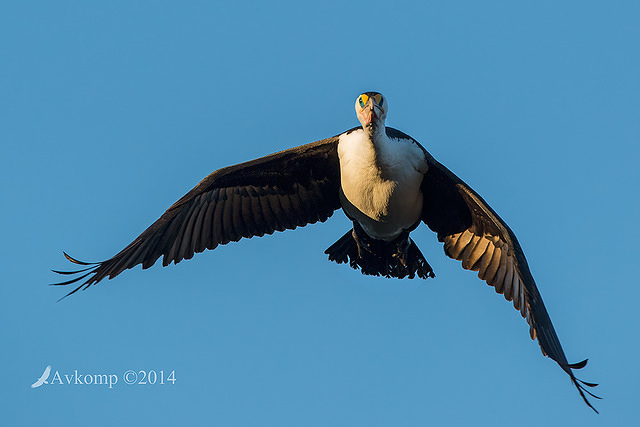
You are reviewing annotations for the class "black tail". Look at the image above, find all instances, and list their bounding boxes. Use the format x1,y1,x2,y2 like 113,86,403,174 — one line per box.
325,226,435,280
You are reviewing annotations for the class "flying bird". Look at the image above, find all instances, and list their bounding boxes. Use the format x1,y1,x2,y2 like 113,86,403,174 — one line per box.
54,92,598,411
31,365,52,388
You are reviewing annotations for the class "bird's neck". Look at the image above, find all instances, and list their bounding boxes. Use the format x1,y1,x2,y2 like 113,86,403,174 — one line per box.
364,120,386,144
363,122,392,169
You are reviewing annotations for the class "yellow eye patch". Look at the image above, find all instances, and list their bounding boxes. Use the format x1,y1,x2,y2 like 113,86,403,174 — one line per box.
358,94,369,108
373,94,383,105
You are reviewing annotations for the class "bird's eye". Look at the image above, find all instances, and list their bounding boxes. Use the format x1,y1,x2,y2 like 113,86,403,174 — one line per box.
375,94,384,107
359,94,369,108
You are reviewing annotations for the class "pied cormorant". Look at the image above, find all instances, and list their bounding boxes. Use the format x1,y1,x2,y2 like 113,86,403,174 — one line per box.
54,92,599,412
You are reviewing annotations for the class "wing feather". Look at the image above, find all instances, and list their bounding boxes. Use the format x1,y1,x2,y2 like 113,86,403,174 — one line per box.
512,274,521,311
211,190,226,246
476,240,495,278
461,235,484,270
493,247,508,294
180,194,202,260
240,187,256,237
268,193,288,231
468,237,490,271
222,187,238,242
254,188,273,236
502,254,514,301
483,244,502,284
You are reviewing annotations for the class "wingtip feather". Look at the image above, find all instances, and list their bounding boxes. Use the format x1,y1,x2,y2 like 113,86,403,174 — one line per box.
567,359,588,370
565,360,600,414
62,251,98,266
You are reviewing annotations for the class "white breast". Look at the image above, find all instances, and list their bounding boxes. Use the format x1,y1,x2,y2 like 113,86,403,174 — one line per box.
337,129,428,240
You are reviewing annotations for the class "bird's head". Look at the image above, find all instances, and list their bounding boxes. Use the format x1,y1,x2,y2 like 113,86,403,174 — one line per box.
355,92,387,130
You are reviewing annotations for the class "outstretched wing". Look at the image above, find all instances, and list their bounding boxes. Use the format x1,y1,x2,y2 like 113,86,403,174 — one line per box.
54,134,343,297
420,151,599,412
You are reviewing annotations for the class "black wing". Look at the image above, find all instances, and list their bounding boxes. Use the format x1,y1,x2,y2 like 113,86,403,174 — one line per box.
420,150,599,412
54,134,342,297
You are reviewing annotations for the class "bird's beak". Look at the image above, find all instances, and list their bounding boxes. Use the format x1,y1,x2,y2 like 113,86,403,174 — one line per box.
370,102,378,121
361,99,376,126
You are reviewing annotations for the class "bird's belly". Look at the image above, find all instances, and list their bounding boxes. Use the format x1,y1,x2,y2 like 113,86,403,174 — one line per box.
339,164,424,241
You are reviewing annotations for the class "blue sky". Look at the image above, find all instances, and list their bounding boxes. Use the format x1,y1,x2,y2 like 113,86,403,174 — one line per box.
2,1,639,425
